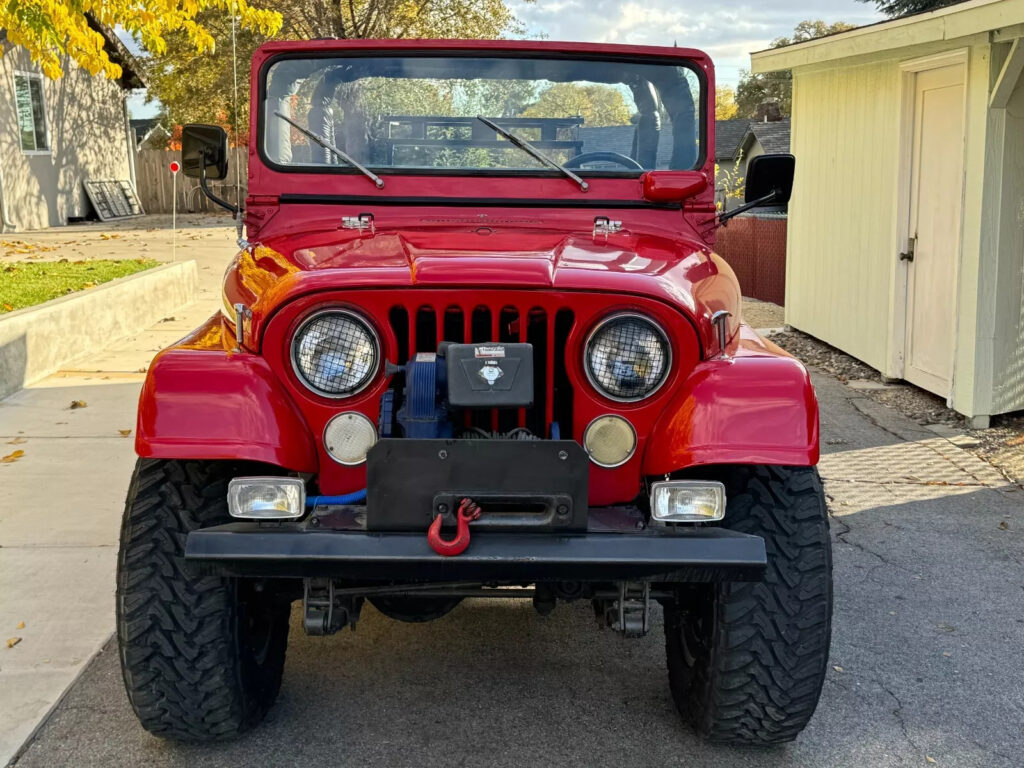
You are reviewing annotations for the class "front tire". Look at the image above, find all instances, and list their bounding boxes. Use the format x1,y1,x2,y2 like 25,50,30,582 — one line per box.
664,465,832,745
116,459,291,742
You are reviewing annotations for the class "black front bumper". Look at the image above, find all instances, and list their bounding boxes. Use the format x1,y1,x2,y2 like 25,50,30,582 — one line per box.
184,518,767,582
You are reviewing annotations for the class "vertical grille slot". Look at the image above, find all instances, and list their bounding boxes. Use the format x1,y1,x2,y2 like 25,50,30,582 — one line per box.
415,307,436,353
554,309,575,438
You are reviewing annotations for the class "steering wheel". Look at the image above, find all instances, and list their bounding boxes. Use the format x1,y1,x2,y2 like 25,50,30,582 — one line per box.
564,152,644,170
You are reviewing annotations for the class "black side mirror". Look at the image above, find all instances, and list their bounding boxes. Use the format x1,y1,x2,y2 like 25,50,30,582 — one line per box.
182,124,228,181
180,124,238,214
719,153,795,226
745,153,795,206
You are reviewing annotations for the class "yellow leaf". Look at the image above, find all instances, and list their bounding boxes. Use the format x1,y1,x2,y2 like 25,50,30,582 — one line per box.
16,621,25,629
1,450,24,463
6,437,27,445
70,400,87,409
119,429,132,437
6,637,21,648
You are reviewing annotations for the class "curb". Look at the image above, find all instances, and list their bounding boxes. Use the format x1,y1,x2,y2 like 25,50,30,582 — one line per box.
0,260,198,399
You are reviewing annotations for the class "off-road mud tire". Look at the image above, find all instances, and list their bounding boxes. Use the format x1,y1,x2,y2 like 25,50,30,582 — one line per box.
117,459,291,742
664,465,832,745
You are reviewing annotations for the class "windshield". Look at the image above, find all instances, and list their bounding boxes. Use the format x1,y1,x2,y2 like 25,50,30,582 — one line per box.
261,55,703,176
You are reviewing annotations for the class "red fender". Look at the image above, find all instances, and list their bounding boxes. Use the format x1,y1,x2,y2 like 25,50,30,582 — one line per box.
135,319,317,472
644,329,819,474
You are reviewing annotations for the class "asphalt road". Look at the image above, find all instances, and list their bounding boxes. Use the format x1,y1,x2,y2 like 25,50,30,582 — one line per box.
13,373,1024,768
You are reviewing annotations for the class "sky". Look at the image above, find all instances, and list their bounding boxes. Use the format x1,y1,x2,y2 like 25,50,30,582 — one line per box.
508,0,883,88
128,0,884,119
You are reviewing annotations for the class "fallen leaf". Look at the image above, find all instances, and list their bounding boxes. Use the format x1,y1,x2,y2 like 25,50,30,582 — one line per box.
1008,435,1024,447
998,521,1009,531
926,757,936,764
81,281,96,289
1,449,24,463
6,637,21,648
16,621,24,629
69,400,87,409
6,437,26,445
2,302,13,311
942,652,952,657
833,665,844,673
118,429,132,437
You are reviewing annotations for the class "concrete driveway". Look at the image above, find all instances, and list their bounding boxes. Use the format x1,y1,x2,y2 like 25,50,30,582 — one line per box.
9,371,1023,768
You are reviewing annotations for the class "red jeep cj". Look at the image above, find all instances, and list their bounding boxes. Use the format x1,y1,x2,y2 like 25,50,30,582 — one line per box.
117,39,831,746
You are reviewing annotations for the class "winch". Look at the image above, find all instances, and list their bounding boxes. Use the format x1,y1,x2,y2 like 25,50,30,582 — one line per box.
382,341,535,439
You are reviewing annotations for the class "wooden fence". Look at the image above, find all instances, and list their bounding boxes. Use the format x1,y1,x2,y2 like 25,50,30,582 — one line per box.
135,149,248,214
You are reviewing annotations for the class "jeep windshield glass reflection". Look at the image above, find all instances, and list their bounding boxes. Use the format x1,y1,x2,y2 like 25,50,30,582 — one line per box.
261,55,702,175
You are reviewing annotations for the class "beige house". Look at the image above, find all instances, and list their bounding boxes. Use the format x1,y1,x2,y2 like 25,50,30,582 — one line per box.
0,26,143,231
752,0,1024,428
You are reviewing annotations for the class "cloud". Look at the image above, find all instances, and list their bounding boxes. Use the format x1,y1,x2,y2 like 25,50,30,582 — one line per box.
510,0,883,86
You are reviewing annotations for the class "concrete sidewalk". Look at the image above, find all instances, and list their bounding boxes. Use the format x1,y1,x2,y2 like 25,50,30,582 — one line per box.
0,216,231,767
0,299,217,767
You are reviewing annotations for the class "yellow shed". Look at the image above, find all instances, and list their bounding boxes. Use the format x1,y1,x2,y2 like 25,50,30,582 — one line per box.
751,0,1024,428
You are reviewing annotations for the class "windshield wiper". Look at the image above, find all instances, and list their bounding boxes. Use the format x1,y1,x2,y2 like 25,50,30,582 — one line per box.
476,116,589,192
274,111,384,189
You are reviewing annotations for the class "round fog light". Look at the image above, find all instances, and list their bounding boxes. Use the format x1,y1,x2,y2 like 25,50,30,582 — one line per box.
324,412,377,465
583,415,637,468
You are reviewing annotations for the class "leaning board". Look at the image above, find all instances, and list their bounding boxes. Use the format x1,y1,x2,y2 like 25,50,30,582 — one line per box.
84,180,144,221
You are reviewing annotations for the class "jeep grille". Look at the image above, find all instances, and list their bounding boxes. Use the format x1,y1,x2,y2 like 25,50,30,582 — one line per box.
387,304,575,438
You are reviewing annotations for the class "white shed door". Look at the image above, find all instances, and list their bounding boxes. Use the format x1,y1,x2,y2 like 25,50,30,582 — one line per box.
903,64,966,396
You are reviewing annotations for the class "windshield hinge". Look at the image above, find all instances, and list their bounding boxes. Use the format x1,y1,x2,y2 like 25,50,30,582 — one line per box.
593,217,623,241
341,213,375,234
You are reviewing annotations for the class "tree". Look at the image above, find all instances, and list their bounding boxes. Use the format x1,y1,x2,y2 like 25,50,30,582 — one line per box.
520,83,632,127
715,86,738,120
735,20,857,118
147,0,526,136
858,0,965,17
0,0,280,80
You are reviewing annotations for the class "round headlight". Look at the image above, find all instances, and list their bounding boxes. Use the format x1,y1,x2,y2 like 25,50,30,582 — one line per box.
585,313,670,402
291,310,379,397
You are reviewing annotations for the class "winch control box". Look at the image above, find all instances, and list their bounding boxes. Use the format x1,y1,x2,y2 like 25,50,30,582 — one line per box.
444,342,534,408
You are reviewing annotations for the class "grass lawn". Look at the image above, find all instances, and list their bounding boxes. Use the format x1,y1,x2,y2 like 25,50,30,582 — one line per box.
0,259,159,314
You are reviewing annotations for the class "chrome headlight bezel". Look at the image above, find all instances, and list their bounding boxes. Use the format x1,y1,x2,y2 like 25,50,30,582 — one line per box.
583,312,672,403
290,308,381,399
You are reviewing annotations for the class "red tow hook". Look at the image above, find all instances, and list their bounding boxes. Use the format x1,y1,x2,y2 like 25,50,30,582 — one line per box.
427,498,481,557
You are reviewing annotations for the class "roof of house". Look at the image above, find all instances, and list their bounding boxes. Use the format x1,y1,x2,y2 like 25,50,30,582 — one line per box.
715,119,751,161
752,0,1021,73
130,118,167,145
87,16,147,89
743,119,791,155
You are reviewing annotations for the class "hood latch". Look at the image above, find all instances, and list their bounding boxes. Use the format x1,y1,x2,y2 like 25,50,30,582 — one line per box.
592,217,622,241
341,213,375,234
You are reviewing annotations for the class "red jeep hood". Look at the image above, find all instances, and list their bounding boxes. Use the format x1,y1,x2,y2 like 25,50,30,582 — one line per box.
227,225,740,346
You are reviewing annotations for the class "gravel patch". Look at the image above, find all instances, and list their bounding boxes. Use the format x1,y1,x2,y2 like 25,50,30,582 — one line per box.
771,329,1024,486
740,298,784,330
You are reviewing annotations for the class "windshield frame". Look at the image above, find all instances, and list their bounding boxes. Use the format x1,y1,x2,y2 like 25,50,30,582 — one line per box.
255,49,709,181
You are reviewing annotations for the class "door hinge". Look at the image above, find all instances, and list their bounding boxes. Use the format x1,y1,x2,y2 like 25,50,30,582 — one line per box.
899,236,917,263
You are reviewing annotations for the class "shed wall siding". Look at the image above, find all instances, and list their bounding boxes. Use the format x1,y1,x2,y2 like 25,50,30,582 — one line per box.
989,74,1024,413
0,47,132,230
785,59,903,373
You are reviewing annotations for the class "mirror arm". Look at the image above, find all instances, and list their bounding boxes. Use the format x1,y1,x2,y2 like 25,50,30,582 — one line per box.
198,154,239,215
717,189,779,226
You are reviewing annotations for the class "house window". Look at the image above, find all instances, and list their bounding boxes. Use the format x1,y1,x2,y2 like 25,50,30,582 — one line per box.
14,72,49,153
